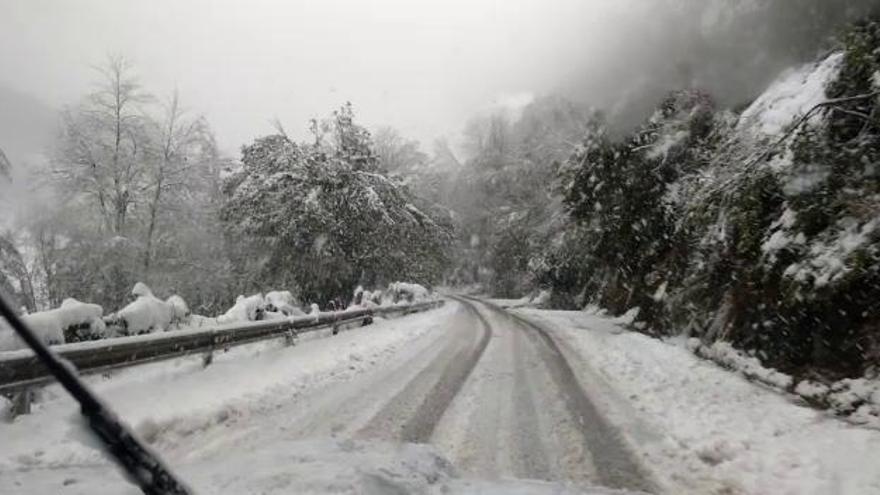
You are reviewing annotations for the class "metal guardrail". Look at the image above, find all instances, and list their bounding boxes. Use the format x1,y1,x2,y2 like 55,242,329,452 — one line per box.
0,300,444,401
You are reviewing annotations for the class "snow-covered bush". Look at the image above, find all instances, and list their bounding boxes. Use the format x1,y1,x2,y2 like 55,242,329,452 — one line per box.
109,283,173,335
59,298,106,341
0,311,65,351
166,295,190,327
217,294,266,324
0,298,108,350
350,286,383,308
308,303,321,317
265,290,303,316
386,282,431,303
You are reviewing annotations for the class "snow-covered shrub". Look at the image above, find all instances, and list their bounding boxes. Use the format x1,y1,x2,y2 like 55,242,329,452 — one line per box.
59,298,106,341
217,294,266,324
0,298,108,350
530,289,551,308
386,282,430,303
109,283,173,335
113,297,172,335
166,295,190,327
22,312,66,347
265,290,303,316
131,281,153,298
308,303,320,317
0,311,66,351
350,286,383,308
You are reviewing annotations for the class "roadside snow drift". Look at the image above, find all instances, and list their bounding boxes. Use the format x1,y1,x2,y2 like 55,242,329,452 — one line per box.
517,308,880,495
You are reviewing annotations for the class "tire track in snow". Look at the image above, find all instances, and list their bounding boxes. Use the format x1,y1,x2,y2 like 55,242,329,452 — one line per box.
470,297,657,493
356,301,491,442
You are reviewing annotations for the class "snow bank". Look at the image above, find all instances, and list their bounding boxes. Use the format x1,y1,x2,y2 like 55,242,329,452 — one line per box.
518,308,880,494
187,314,218,328
489,290,551,309
690,340,794,390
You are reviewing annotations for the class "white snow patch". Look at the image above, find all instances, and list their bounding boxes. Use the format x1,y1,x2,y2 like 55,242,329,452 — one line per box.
738,52,843,137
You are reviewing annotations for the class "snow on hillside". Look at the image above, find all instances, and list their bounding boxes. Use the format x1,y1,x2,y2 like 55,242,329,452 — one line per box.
738,52,844,138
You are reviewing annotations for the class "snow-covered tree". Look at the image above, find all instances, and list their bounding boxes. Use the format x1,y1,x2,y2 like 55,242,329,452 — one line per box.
221,104,453,303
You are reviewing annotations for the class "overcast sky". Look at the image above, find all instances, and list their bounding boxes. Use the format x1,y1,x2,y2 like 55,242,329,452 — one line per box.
2,0,634,154
3,0,874,159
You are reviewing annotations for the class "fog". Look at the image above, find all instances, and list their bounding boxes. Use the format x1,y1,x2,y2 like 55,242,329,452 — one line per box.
2,0,880,161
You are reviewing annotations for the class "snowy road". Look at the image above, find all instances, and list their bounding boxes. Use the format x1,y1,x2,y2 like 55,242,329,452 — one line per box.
0,299,653,494
5,297,874,494
155,296,654,492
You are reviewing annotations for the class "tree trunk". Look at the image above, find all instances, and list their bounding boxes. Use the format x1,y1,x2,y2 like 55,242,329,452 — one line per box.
143,176,163,274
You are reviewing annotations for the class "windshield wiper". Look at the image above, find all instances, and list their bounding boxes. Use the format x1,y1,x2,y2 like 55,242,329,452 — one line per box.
0,292,191,495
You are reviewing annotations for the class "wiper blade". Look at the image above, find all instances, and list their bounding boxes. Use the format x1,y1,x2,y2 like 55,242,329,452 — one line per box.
0,292,191,495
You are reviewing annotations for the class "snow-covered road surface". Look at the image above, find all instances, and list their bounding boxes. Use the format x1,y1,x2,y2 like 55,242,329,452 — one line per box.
3,298,876,494
0,299,648,494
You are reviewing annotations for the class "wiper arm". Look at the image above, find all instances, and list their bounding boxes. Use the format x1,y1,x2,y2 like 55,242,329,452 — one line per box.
0,292,191,495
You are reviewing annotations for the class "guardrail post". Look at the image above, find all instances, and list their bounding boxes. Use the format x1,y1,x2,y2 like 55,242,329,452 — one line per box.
284,327,298,346
203,333,215,368
9,388,33,417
